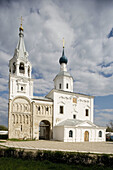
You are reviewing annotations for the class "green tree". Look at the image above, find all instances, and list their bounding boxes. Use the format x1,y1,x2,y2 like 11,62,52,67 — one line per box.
0,125,8,131
106,121,113,132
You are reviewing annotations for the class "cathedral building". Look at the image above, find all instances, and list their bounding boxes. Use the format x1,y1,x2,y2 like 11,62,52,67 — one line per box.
8,24,106,142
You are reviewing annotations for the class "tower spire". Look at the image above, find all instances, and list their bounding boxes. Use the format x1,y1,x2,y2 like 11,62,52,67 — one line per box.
13,16,28,60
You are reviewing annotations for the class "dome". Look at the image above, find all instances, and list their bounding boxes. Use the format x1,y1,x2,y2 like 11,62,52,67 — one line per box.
59,48,68,64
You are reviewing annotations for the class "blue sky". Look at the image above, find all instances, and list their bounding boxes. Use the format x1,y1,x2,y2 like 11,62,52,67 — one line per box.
0,0,113,127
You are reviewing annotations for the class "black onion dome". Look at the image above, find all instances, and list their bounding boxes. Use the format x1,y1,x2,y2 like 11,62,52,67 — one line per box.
59,47,68,64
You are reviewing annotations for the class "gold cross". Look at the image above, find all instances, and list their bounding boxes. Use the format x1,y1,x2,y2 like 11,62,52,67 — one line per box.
19,16,24,31
19,16,24,27
63,37,65,48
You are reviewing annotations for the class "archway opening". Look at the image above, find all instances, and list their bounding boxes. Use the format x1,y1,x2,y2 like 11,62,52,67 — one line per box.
39,120,50,140
19,62,25,74
84,131,89,141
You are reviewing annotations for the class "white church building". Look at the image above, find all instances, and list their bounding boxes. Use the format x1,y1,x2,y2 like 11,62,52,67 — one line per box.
8,24,106,142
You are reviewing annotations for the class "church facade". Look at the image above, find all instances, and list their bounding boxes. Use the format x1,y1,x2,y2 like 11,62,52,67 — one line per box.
8,25,106,142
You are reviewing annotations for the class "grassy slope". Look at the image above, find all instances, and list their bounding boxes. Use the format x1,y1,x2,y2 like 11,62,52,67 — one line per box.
0,157,113,170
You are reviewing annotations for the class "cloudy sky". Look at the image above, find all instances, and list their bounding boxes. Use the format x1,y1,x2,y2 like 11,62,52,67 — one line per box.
0,0,113,127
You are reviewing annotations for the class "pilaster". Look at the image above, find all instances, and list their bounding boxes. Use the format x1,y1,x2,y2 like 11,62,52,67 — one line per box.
8,99,12,139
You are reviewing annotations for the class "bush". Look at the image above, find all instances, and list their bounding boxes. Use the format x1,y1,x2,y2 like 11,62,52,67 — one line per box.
0,148,113,167
0,134,8,139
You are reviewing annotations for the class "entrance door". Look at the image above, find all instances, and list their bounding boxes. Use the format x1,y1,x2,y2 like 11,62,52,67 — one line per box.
39,120,50,140
84,131,89,141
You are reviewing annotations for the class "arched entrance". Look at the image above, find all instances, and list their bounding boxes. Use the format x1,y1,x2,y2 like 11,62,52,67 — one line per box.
84,131,89,141
39,120,50,140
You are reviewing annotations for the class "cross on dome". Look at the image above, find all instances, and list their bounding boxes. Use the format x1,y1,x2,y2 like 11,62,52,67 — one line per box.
63,37,65,48
59,38,68,65
19,16,24,31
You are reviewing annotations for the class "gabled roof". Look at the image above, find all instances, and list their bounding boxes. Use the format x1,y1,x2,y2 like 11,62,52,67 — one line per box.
56,119,83,126
56,119,105,129
46,88,94,99
32,96,53,102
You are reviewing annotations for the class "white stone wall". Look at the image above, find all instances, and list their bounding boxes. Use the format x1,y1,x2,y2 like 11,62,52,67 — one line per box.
32,100,53,140
9,76,33,99
53,126,64,141
52,91,94,126
54,76,73,92
54,126,106,142
64,127,76,142
8,97,32,139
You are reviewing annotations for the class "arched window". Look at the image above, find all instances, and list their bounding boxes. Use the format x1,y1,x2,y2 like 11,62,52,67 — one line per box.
28,66,30,77
60,106,63,114
66,83,68,89
85,109,89,116
59,83,61,89
73,114,76,119
21,125,22,132
13,62,16,73
46,107,48,111
99,131,102,137
38,106,40,111
69,130,73,137
19,62,25,74
21,87,23,91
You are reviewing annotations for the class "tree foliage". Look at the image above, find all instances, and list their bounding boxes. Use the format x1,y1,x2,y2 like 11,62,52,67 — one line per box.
0,125,8,131
106,121,113,132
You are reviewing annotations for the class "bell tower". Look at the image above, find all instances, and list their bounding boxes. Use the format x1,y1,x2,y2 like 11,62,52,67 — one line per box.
9,18,33,99
54,39,73,92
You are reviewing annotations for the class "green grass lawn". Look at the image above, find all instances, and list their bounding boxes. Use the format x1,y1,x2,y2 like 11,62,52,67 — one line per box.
0,157,113,170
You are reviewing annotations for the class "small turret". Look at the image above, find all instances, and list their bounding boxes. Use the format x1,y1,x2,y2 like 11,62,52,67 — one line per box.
53,38,73,92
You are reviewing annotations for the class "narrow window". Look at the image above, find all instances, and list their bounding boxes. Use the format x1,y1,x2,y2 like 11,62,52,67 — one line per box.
21,125,22,132
86,109,89,116
16,115,18,123
28,66,30,77
46,107,48,111
60,106,63,114
99,131,102,137
13,62,16,73
59,83,61,89
69,130,73,137
26,115,29,124
21,87,23,91
73,115,76,119
38,106,40,111
66,83,68,89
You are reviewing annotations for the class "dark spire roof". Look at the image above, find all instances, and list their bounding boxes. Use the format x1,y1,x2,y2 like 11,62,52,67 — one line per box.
59,47,68,65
